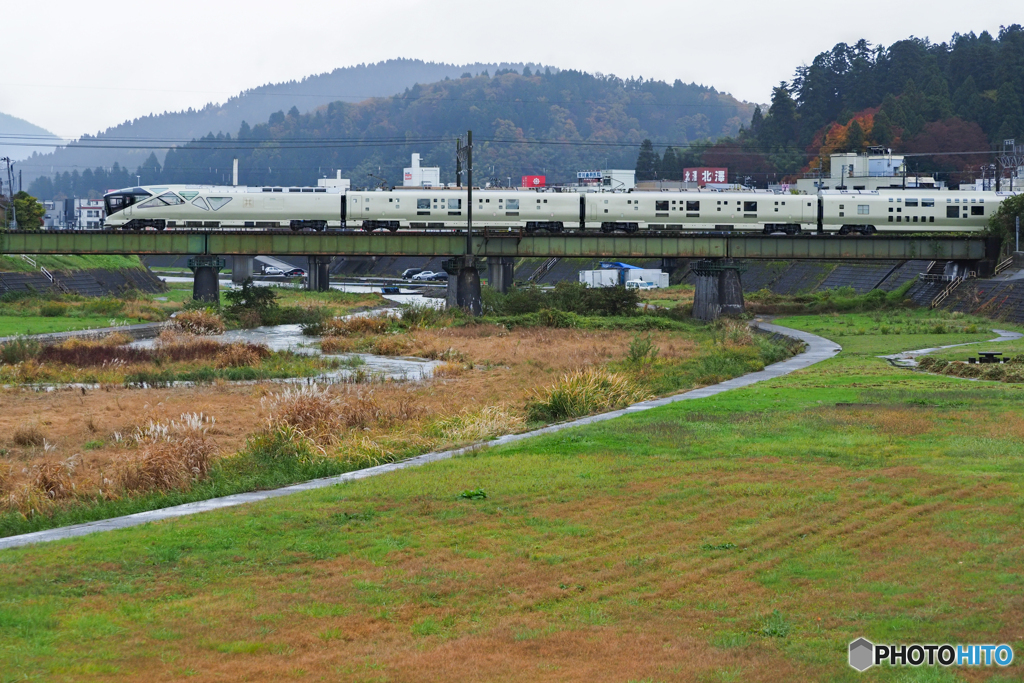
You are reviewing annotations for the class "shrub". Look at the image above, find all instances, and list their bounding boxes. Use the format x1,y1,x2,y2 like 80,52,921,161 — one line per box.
110,413,216,493
83,298,125,316
527,368,653,422
627,333,660,365
0,337,40,364
432,361,467,378
172,309,225,335
39,302,68,317
224,278,278,318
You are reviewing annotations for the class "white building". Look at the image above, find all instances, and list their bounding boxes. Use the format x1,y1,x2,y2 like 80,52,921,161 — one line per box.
795,150,943,193
77,198,104,229
403,154,440,188
317,171,351,191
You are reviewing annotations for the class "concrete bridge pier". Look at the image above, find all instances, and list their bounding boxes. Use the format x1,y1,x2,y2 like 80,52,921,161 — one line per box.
661,257,682,285
307,256,333,291
455,255,482,315
231,256,253,284
487,256,515,293
188,255,225,304
691,259,744,321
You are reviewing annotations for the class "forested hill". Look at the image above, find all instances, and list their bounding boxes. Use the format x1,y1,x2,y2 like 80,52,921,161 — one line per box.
710,26,1024,184
17,59,551,187
31,69,755,197
0,112,62,163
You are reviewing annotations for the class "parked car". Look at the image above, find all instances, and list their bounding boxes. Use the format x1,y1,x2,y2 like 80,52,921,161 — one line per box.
284,268,307,278
261,266,284,276
410,271,436,281
625,279,656,291
402,267,425,279
429,271,449,281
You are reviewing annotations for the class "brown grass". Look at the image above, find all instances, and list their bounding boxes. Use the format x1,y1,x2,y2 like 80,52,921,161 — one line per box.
110,413,216,494
319,315,395,337
31,454,78,501
12,424,45,447
214,342,272,368
172,309,225,335
320,336,356,354
432,360,467,378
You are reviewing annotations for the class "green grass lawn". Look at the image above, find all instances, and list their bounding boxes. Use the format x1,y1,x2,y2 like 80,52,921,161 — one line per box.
3,309,1024,681
0,315,123,336
0,254,145,273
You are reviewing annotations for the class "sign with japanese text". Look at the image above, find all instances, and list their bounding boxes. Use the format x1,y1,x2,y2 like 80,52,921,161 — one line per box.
683,167,728,186
522,175,546,187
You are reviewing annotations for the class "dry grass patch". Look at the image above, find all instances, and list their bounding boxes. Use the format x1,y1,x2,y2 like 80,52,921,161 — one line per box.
12,424,45,447
214,342,272,368
172,309,225,335
527,367,654,422
110,413,217,494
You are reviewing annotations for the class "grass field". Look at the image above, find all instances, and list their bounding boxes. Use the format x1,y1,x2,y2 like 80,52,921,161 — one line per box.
0,254,145,273
2,309,1024,681
0,315,122,336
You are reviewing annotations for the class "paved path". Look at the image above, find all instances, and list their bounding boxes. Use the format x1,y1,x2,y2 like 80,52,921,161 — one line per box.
882,328,1023,368
0,321,841,551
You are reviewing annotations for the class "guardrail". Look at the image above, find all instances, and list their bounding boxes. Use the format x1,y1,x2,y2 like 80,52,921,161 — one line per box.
995,257,1014,274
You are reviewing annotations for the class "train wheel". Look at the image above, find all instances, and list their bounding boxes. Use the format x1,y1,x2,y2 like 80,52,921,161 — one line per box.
838,225,851,235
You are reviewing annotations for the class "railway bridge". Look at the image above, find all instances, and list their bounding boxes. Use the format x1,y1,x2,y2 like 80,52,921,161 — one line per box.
0,230,997,318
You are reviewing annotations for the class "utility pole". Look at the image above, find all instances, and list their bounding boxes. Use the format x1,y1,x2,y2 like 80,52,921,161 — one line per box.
455,138,462,188
1,157,15,228
466,130,473,255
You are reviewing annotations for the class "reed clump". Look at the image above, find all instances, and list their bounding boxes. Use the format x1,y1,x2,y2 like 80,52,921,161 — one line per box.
172,309,225,335
110,413,217,494
214,342,272,368
527,367,653,422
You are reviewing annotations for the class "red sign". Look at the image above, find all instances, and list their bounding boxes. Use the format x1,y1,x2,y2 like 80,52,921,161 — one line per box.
521,175,546,187
683,167,728,186
404,172,412,181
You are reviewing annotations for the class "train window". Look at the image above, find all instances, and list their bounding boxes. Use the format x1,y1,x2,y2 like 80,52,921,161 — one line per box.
807,202,811,206
889,197,894,202
947,198,952,202
273,188,282,192
262,188,272,192
743,201,757,212
627,200,632,205
897,216,901,222
207,197,232,211
774,201,778,205
315,188,326,193
782,201,786,205
656,200,669,211
192,197,210,211
971,206,984,215
971,198,976,203
857,205,869,215
536,199,541,203
930,216,934,222
289,188,300,193
604,200,608,204
138,192,185,209
449,199,462,210
922,199,934,207
506,199,519,210
906,199,918,207
389,198,393,202
302,188,313,193
889,216,894,222
686,201,699,211
913,216,918,222
417,199,430,209
486,198,490,203
543,199,547,203
839,204,844,210
946,206,959,218
889,207,893,212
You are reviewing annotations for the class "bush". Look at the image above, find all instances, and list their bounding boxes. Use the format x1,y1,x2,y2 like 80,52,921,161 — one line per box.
485,281,641,318
527,367,653,422
627,333,660,365
39,302,68,317
224,279,278,318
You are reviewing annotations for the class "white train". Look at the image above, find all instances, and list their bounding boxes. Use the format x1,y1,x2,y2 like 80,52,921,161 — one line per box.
102,184,1015,235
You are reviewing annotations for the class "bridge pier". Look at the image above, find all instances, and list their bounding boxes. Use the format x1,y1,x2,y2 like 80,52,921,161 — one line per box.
691,259,744,321
487,256,515,293
307,256,333,292
188,255,225,305
443,255,481,315
231,256,253,284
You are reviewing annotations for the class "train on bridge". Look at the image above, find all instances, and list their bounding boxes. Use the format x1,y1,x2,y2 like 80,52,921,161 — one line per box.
102,184,1016,236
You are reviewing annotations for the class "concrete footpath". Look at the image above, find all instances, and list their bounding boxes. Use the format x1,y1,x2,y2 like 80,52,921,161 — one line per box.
0,321,842,551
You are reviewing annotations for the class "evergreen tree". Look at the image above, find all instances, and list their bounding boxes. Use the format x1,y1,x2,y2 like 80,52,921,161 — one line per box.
924,75,954,120
845,120,866,152
748,105,764,139
995,81,1024,143
759,83,799,151
900,80,927,137
870,111,894,147
952,75,982,120
634,139,659,181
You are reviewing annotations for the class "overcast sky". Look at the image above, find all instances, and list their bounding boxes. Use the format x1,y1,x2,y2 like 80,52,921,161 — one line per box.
3,0,1017,139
